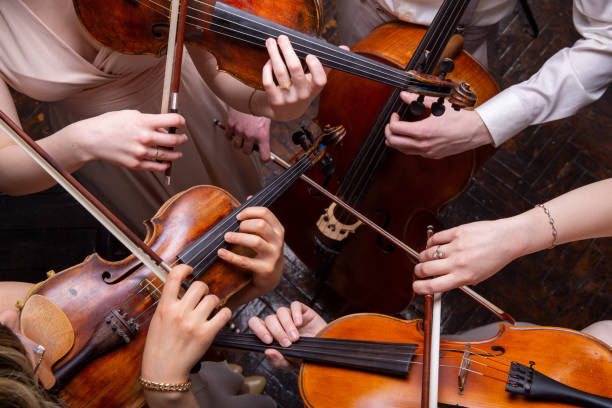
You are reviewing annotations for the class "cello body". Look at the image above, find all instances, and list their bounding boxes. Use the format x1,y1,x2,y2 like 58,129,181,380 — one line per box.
272,22,499,313
22,186,248,408
300,314,612,407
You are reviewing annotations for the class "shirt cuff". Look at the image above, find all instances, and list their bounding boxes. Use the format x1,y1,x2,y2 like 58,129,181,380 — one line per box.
475,88,530,146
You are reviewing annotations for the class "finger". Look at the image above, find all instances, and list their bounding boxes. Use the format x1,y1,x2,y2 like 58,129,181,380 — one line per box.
242,138,255,155
194,293,221,320
264,349,292,370
277,35,304,79
413,258,452,279
161,264,193,306
277,307,300,342
236,207,283,238
249,316,274,344
385,133,423,152
264,314,292,347
224,231,270,255
207,307,232,333
217,248,258,271
413,273,465,295
426,228,456,248
232,134,244,149
135,160,170,172
181,280,209,311
151,131,188,148
258,137,271,162
290,301,304,327
142,113,186,130
265,38,291,87
305,54,327,90
237,218,276,245
146,146,183,162
262,60,283,105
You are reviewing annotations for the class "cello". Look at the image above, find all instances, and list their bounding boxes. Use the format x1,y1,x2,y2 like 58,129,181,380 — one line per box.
271,0,500,313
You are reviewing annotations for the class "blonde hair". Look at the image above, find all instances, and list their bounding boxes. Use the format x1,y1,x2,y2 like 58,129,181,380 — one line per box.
0,324,63,408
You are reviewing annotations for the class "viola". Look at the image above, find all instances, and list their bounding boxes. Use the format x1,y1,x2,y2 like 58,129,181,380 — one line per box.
271,4,499,313
18,134,331,408
72,0,476,109
216,314,612,407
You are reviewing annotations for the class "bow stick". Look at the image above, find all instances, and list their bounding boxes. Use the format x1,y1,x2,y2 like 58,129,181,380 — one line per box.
160,0,188,185
0,111,170,282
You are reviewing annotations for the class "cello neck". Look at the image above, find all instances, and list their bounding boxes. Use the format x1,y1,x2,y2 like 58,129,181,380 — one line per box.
212,332,417,377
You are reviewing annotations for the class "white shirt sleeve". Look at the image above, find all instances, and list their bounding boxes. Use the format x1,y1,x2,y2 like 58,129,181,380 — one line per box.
476,0,612,146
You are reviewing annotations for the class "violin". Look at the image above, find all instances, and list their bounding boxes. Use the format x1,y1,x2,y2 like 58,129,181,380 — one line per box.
17,132,333,408
216,314,612,407
272,2,500,313
72,0,476,109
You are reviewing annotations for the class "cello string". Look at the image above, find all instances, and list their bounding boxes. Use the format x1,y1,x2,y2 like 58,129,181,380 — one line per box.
334,0,465,217
135,0,449,91
338,0,466,211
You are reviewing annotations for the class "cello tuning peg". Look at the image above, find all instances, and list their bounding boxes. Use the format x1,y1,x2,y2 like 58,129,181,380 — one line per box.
292,129,310,150
451,104,461,111
438,58,455,79
431,97,446,117
410,95,426,116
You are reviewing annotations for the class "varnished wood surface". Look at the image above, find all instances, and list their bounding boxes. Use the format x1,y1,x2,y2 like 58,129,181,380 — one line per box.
272,22,498,313
299,314,612,408
31,186,249,408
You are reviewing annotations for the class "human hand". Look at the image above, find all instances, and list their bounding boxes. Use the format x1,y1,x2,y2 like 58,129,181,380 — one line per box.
142,265,232,383
262,35,330,120
413,217,529,294
248,301,326,369
384,92,493,159
225,107,272,161
73,110,187,171
218,207,285,298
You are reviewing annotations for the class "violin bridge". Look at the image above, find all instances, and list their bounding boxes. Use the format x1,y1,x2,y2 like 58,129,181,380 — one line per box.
140,278,162,301
457,344,471,394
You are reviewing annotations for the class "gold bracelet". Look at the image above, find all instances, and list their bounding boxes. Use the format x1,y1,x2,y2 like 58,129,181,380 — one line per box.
138,377,192,392
248,88,258,116
536,204,558,248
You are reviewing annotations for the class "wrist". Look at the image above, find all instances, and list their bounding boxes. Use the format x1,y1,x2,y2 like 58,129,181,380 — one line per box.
506,209,551,258
470,110,496,148
62,120,95,163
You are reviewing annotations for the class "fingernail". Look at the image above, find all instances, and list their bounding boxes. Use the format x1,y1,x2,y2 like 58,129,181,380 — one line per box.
280,338,291,347
218,248,228,257
263,334,273,344
224,232,232,240
290,330,299,342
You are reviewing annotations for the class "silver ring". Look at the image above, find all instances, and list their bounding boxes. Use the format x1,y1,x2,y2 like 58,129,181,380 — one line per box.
432,245,444,259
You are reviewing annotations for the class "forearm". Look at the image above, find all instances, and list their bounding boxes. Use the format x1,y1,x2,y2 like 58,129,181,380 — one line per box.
505,179,612,259
0,123,89,195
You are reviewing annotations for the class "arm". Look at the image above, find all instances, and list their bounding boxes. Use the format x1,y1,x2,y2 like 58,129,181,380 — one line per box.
0,78,187,195
141,265,232,408
385,0,612,158
248,301,327,369
186,35,328,122
413,179,612,294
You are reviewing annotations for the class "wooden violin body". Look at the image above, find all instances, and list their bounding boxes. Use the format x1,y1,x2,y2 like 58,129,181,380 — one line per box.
300,314,612,407
272,22,499,313
24,186,248,408
74,0,322,89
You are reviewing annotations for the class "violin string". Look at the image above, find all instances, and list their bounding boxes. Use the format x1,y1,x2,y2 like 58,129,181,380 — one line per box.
337,0,466,215
136,0,440,90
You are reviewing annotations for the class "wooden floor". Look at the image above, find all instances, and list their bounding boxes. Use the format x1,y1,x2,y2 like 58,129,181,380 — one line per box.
1,1,610,407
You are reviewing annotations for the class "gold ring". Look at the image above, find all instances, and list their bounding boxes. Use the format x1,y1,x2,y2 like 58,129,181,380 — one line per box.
279,81,292,90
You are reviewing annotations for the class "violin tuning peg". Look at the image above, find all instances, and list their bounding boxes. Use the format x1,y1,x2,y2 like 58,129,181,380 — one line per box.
291,129,310,150
431,97,446,117
410,95,426,116
451,104,461,111
438,58,455,79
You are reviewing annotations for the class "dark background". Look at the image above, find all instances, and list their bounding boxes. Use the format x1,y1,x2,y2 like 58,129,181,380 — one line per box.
1,1,609,407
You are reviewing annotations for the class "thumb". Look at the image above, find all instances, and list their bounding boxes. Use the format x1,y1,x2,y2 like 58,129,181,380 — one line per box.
399,91,420,105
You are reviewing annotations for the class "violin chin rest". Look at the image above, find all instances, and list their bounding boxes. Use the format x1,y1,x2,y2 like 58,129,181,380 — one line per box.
20,294,75,390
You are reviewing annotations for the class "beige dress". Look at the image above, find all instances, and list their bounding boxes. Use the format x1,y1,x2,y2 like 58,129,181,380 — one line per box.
0,0,263,233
